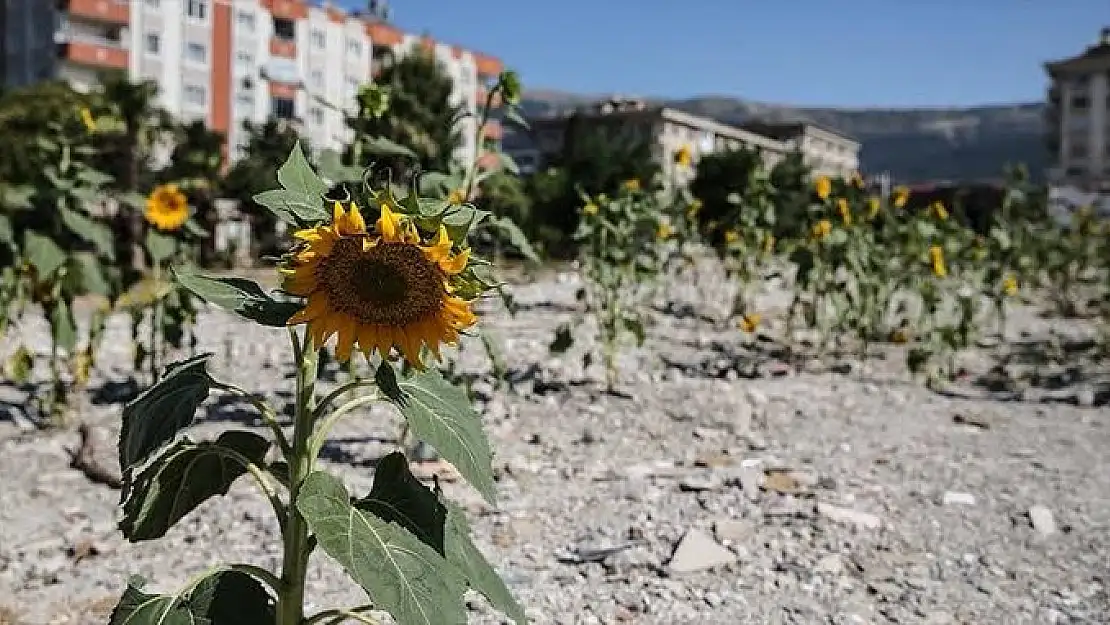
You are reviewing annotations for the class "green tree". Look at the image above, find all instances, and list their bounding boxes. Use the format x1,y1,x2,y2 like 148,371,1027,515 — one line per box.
346,50,464,180
222,119,307,256
689,146,765,242
768,149,813,239
162,121,226,266
96,71,172,191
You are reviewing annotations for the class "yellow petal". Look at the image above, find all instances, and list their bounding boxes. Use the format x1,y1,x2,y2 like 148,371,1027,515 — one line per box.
377,203,400,241
438,248,469,275
287,293,328,325
337,201,367,236
332,200,347,224
334,315,357,362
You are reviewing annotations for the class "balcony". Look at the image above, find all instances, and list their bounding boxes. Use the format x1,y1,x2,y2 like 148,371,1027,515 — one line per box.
263,0,308,20
270,37,296,58
58,36,128,70
65,0,129,24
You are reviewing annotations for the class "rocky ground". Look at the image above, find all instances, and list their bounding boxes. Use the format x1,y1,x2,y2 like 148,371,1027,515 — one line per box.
1,257,1109,625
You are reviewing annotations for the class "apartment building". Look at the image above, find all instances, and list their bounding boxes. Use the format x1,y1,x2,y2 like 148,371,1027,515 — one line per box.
1044,27,1110,192
7,0,502,168
506,97,860,184
0,0,58,87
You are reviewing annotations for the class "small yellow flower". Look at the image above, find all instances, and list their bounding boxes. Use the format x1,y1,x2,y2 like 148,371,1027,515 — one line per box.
1002,275,1018,297
836,198,852,226
929,245,947,277
685,199,702,219
867,196,881,219
623,179,641,192
583,202,599,216
762,233,775,254
674,144,693,168
850,171,864,188
814,175,832,201
930,201,948,221
656,222,674,240
145,184,190,231
892,186,910,209
724,229,740,244
447,188,466,205
812,219,832,240
738,313,761,334
79,108,97,132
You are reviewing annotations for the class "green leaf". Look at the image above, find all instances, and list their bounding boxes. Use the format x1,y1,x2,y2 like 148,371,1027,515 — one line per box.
318,148,366,183
0,184,34,210
24,231,66,277
145,230,177,264
183,219,209,239
375,363,497,504
120,431,270,542
59,206,115,260
115,276,175,310
75,167,114,188
0,214,12,246
109,570,275,625
361,135,418,159
488,216,540,264
252,189,329,226
277,140,330,198
444,502,527,625
173,266,301,327
502,107,530,131
441,205,489,242
296,471,468,625
70,252,111,297
356,451,447,554
50,300,77,352
119,354,214,476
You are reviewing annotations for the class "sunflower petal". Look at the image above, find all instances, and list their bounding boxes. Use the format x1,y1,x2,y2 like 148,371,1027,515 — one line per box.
288,293,328,325
343,202,367,235
438,248,469,275
332,200,347,224
377,203,400,241
334,315,357,362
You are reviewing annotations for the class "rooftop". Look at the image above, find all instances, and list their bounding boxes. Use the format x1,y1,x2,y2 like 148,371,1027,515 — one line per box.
1045,27,1110,75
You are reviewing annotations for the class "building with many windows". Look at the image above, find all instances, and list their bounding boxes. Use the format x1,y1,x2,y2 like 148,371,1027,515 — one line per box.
505,97,859,183
1045,27,1110,192
2,0,503,167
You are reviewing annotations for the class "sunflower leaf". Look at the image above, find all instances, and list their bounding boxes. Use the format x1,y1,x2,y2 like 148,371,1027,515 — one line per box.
354,451,448,555
375,363,497,504
108,570,276,625
119,354,214,482
444,501,527,625
277,140,330,198
59,205,115,260
252,189,328,226
120,431,270,542
173,266,302,327
296,471,469,625
24,231,66,277
145,230,177,264
486,216,540,264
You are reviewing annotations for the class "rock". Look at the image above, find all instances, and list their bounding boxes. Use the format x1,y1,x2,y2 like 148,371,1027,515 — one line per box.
816,503,882,530
712,519,749,544
952,413,991,430
1075,388,1095,408
1028,505,1057,536
667,528,737,575
679,473,721,492
941,491,976,506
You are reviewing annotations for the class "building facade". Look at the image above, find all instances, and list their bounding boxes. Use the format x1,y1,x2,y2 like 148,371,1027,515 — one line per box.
7,0,502,168
506,97,860,184
1044,27,1110,192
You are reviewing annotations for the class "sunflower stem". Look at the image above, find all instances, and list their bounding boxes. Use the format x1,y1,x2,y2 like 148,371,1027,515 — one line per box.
278,327,318,625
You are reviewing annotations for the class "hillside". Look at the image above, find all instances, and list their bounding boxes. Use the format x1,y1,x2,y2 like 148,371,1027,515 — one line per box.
520,91,1048,183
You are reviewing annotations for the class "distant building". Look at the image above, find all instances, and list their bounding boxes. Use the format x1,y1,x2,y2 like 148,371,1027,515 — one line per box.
505,96,860,184
739,121,860,179
1044,27,1110,192
0,0,58,88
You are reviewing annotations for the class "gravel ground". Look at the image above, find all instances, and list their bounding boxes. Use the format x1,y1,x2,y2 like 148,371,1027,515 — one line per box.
1,256,1108,625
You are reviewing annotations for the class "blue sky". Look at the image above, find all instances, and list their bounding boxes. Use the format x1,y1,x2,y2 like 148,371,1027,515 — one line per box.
339,0,1107,108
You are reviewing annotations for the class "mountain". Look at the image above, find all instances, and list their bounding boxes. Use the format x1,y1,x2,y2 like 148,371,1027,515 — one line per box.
520,91,1049,184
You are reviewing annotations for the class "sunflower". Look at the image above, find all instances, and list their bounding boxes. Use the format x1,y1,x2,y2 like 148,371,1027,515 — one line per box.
79,108,97,133
836,198,852,226
145,184,189,231
282,201,478,368
812,219,832,241
930,201,949,221
867,196,881,219
583,202,599,216
656,222,674,240
738,313,761,334
929,245,947,277
724,229,740,244
814,175,832,201
622,179,641,193
1002,275,1018,297
892,186,910,209
674,144,693,168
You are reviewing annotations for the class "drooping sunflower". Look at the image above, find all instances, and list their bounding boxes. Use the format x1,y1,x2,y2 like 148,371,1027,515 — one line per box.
814,175,832,201
674,144,693,168
282,201,478,367
145,184,190,231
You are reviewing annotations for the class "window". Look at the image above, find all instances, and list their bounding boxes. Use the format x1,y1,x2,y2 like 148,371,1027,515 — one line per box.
273,18,296,41
185,42,207,63
145,33,160,54
271,97,295,119
184,84,206,106
185,0,207,20
1072,95,1091,109
310,107,324,125
236,11,255,30
236,50,254,66
311,29,326,49
311,69,324,89
347,38,361,55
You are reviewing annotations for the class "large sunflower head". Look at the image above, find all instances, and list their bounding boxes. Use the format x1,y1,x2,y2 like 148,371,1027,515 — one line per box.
281,200,483,368
145,184,189,231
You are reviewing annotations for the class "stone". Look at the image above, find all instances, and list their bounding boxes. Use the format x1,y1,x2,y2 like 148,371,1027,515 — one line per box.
679,474,721,492
1075,388,1096,408
666,528,737,575
941,491,976,506
1028,505,1057,536
712,519,749,544
816,503,882,530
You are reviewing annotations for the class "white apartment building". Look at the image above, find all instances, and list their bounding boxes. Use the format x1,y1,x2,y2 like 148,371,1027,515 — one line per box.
1045,27,1110,192
14,0,503,168
507,98,860,183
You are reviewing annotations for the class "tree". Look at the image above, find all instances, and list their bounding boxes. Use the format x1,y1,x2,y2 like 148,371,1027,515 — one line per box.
222,119,306,256
0,81,98,182
768,150,813,239
161,120,226,266
346,50,464,180
96,71,172,192
689,146,765,242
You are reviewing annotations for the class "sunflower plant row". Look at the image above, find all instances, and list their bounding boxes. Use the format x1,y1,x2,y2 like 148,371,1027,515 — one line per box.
109,144,523,625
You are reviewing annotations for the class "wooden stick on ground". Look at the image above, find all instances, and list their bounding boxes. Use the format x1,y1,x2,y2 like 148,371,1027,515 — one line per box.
68,423,122,490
